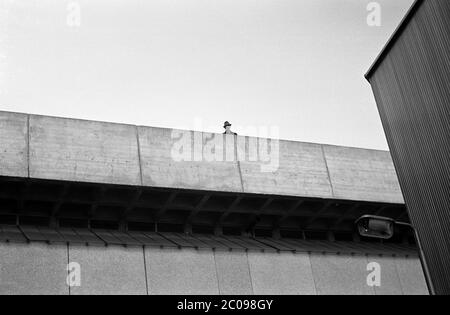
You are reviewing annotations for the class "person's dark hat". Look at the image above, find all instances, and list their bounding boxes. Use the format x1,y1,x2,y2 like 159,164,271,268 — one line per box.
223,121,232,128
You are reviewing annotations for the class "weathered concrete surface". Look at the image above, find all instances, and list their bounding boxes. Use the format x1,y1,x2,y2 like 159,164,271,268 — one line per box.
214,250,253,295
247,252,316,295
29,115,141,185
239,138,333,199
68,244,147,295
0,112,28,177
310,253,375,295
323,145,404,203
395,256,429,295
0,243,68,295
138,127,242,192
366,255,403,295
145,247,219,295
0,242,429,295
0,110,405,204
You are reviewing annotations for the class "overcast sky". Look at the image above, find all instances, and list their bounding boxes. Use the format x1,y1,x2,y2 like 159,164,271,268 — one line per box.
0,0,414,150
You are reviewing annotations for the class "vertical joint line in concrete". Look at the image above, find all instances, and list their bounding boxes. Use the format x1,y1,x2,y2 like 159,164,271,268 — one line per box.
321,145,335,197
246,251,255,295
142,246,149,295
135,125,144,186
392,255,406,295
213,250,222,295
67,243,71,296
235,134,245,193
26,115,30,178
308,252,319,295
191,130,195,162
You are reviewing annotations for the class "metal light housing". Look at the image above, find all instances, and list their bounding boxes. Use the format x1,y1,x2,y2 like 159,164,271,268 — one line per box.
355,215,395,239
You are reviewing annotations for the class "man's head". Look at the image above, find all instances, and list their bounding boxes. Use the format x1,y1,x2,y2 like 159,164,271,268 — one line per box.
223,121,232,132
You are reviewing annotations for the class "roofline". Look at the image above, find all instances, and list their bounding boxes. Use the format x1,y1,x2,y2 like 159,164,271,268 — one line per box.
365,0,424,80
0,110,391,152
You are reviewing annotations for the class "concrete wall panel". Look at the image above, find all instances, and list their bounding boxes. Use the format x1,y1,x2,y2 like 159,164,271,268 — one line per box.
0,110,405,204
0,112,28,177
138,127,242,192
145,247,219,295
395,256,428,295
323,145,403,203
367,255,403,295
68,244,147,295
247,251,316,295
239,138,332,198
0,243,68,295
0,242,427,295
29,115,141,185
310,253,374,295
214,250,253,295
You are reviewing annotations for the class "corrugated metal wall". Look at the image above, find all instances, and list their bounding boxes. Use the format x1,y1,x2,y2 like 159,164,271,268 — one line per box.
367,0,450,294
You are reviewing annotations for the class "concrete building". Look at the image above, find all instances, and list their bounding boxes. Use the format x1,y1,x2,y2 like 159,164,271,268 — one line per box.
365,0,450,294
0,110,427,295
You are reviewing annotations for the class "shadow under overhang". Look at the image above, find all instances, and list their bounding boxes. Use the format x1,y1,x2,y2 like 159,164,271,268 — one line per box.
0,175,413,244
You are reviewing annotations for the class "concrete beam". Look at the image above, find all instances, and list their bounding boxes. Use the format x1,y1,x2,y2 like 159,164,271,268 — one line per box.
0,112,28,177
323,145,404,204
0,111,405,204
239,137,333,199
138,127,243,192
29,115,141,186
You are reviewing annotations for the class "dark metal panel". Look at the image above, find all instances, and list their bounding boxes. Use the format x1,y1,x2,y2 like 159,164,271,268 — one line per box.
368,0,450,294
207,235,247,250
0,225,27,242
20,226,65,243
20,226,47,242
161,232,210,248
191,234,230,250
58,228,85,244
37,227,66,243
110,231,143,246
223,236,277,252
125,231,155,246
126,231,176,247
93,230,123,245
73,229,105,245
255,237,297,252
277,239,329,252
0,225,420,257
141,232,178,248
159,232,195,248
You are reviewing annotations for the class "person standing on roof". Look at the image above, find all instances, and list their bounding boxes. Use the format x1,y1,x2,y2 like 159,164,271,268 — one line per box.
223,121,237,135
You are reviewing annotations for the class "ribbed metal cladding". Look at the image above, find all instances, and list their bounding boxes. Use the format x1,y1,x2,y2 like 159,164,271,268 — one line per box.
367,0,450,294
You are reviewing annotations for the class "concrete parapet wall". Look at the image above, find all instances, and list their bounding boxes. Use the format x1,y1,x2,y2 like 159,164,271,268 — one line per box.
29,115,141,186
138,127,243,192
0,112,28,178
0,111,403,203
323,145,402,204
239,139,332,198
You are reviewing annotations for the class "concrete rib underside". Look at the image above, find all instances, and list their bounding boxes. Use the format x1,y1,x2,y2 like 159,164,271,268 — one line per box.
0,111,408,235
